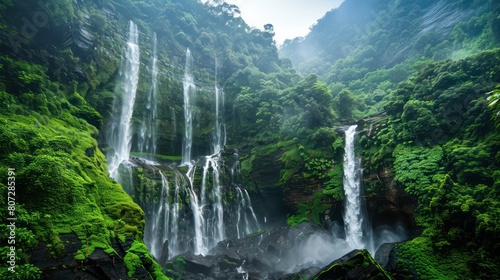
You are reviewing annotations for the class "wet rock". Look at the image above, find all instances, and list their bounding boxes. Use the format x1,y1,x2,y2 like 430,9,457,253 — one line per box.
31,233,154,279
375,243,397,271
309,249,391,280
183,255,215,275
158,239,169,266
176,222,349,279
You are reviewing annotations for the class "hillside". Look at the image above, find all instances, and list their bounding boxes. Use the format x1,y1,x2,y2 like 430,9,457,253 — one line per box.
0,0,499,279
280,0,500,118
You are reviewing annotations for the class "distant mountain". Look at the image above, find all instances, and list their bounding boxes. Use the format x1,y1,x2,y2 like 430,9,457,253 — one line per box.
280,0,499,78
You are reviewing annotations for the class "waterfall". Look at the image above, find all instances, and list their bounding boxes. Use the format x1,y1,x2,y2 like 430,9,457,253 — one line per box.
235,187,260,239
145,170,170,258
233,151,260,239
118,50,261,260
181,48,196,165
134,164,188,260
169,171,182,257
185,164,206,255
138,32,158,157
201,156,225,252
107,21,140,181
342,125,364,249
171,107,177,153
212,59,226,155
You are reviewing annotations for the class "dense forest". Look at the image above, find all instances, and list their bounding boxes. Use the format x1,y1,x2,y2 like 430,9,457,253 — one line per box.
0,0,499,279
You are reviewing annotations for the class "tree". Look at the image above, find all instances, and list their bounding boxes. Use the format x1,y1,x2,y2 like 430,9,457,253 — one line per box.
335,88,355,121
401,100,439,143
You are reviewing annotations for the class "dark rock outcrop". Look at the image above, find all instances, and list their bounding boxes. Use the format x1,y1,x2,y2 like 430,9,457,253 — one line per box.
374,243,398,271
309,249,391,280
166,222,367,279
31,234,154,279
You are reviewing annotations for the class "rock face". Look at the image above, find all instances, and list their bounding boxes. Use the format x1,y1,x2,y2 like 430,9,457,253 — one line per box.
30,234,154,279
163,222,392,280
374,243,398,271
358,112,418,235
309,249,392,280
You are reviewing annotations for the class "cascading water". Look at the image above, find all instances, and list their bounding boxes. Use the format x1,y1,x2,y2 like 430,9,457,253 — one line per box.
181,48,196,166
232,151,260,239
132,163,189,261
185,164,206,255
116,49,261,261
106,20,140,181
235,187,260,239
138,32,158,157
212,59,225,155
198,60,227,252
144,170,170,258
170,107,177,152
342,125,372,251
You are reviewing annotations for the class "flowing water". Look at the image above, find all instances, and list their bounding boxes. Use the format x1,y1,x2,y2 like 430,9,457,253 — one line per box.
181,48,196,166
144,170,170,258
212,60,225,155
107,42,261,260
138,32,158,157
342,125,364,249
106,21,140,181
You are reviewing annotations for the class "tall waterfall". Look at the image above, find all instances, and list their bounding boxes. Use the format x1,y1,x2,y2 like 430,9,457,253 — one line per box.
342,125,364,249
106,21,140,181
111,48,261,260
138,32,159,157
212,60,225,155
181,48,196,165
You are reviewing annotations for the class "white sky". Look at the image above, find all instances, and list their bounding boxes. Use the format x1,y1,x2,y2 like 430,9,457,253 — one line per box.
222,0,345,46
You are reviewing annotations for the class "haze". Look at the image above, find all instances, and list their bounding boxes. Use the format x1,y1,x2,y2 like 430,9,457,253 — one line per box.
221,0,345,46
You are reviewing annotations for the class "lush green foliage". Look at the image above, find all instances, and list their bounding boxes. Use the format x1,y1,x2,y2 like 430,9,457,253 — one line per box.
281,0,500,121
312,249,391,280
1,0,499,278
359,49,500,278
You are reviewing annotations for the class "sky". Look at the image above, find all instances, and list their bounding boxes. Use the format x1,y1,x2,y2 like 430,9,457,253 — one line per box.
222,0,345,46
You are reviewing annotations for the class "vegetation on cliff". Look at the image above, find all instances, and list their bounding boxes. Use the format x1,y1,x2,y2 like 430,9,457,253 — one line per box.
359,50,500,279
0,0,499,278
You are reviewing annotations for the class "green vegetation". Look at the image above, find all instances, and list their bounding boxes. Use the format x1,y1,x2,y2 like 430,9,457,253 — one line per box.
164,257,186,279
286,192,330,227
124,241,167,279
312,249,391,280
282,0,500,121
359,49,500,278
1,0,499,278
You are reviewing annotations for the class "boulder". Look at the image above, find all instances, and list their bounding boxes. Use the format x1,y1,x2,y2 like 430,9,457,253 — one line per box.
374,243,397,271
309,249,392,280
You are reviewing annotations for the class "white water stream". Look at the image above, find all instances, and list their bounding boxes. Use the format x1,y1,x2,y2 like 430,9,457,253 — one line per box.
107,21,140,181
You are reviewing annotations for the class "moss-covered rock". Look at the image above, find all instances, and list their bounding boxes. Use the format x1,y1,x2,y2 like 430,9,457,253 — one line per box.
311,249,392,280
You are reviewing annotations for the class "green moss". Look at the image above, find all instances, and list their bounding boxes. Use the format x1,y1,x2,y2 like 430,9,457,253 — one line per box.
313,249,391,279
123,241,169,279
124,252,142,278
130,152,182,162
165,257,186,279
287,192,330,227
280,144,302,183
0,111,154,275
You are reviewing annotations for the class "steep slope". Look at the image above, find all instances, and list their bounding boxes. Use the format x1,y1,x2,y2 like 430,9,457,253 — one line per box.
281,0,498,72
280,0,500,119
359,49,500,279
